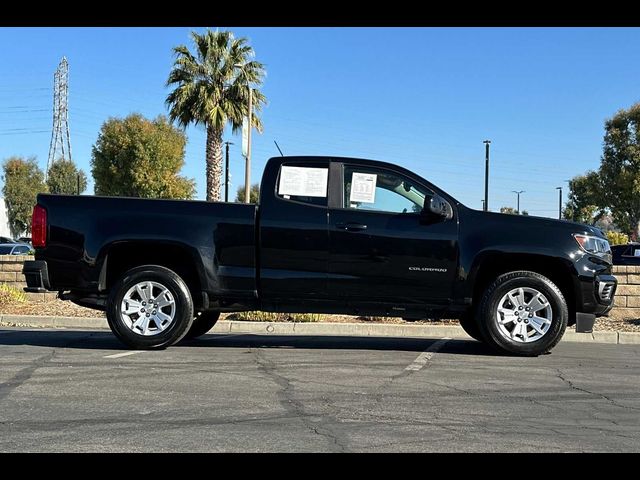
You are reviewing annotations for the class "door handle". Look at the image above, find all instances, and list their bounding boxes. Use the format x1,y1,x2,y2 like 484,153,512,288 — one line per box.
336,222,368,232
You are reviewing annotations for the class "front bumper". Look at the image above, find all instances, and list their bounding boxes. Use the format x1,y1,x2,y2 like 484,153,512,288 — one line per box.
22,260,51,293
574,273,617,333
593,274,617,314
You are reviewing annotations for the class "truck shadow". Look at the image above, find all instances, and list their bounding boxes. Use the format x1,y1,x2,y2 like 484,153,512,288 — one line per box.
0,328,504,356
180,333,502,356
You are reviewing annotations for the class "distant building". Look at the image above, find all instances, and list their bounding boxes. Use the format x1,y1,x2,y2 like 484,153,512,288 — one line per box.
0,198,13,238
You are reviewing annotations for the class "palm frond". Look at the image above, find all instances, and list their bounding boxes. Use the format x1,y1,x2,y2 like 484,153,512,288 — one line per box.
166,29,266,134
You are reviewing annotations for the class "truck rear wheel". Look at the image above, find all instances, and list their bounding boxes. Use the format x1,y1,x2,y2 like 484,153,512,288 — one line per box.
476,271,567,356
106,265,194,349
184,311,221,339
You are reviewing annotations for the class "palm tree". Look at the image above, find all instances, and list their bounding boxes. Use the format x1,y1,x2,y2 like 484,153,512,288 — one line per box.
166,30,266,201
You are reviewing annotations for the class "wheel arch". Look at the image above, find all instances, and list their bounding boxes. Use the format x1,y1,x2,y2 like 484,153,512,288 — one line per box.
468,252,578,325
98,240,207,309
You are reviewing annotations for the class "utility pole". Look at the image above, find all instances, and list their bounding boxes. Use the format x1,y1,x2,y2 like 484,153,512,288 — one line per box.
244,87,253,204
224,141,233,202
556,186,563,220
564,179,572,220
47,57,72,178
481,199,485,210
483,140,491,211
512,190,525,214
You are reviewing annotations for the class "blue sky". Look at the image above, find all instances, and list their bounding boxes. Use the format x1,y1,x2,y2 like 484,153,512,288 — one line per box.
0,27,639,217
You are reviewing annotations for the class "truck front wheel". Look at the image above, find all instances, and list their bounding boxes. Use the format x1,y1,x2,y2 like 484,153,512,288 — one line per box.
477,271,568,356
106,265,194,349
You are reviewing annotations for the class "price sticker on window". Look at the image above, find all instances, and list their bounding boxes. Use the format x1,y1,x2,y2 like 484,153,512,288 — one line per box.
350,172,377,203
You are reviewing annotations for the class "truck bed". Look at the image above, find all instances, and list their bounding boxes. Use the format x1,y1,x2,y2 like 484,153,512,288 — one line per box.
35,194,257,302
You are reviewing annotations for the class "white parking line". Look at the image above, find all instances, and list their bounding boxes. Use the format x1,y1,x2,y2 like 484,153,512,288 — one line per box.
405,337,451,371
104,351,145,359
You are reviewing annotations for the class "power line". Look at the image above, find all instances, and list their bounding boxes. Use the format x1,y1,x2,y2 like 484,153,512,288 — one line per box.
0,130,48,136
0,108,49,113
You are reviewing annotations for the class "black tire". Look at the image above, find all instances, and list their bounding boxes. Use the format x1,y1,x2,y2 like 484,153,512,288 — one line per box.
459,310,484,342
106,265,194,349
476,271,568,356
184,311,221,339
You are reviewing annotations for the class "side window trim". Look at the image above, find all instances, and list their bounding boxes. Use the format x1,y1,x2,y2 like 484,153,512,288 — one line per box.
328,161,344,209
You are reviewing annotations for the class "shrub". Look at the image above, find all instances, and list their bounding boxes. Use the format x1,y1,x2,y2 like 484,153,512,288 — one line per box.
230,311,322,322
0,283,27,308
289,313,323,322
358,316,387,322
607,231,629,246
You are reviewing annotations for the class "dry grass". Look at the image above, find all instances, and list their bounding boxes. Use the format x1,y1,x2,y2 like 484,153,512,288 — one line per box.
597,310,640,332
0,297,104,318
226,311,323,323
0,284,27,309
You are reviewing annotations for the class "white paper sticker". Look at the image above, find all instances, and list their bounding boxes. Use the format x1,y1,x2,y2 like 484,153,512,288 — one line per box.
278,166,328,197
350,172,377,203
241,116,249,157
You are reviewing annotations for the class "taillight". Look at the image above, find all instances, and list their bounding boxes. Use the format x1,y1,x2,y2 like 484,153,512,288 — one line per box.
32,204,47,248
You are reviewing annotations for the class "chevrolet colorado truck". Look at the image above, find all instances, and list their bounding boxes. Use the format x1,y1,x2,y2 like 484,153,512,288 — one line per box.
22,156,617,356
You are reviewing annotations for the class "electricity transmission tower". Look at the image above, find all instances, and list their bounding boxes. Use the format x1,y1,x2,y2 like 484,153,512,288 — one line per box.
47,57,72,176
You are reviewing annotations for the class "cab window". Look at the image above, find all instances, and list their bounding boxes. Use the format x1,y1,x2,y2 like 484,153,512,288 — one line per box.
342,165,432,214
276,162,328,207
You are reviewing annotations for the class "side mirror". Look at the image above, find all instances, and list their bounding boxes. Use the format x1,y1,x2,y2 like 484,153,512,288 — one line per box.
423,194,452,219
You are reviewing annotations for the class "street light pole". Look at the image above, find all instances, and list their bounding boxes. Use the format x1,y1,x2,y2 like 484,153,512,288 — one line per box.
483,140,491,211
512,190,525,214
556,186,563,220
224,141,233,202
244,87,252,204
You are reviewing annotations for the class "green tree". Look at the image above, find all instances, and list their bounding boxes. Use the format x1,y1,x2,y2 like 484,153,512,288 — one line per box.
236,183,260,203
599,102,640,240
91,114,196,199
500,206,517,215
47,158,87,195
1,156,47,237
564,171,604,225
166,29,266,202
499,206,528,215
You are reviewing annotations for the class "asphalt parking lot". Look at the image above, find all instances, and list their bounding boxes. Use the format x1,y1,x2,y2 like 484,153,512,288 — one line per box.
1,327,639,452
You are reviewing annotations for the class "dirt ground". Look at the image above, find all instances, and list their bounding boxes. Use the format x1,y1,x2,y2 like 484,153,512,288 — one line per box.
1,298,639,332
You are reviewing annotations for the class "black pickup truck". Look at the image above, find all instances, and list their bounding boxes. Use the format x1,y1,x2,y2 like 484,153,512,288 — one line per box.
23,156,617,356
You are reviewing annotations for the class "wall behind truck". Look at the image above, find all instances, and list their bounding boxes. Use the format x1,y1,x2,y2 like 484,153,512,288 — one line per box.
0,255,57,302
607,266,640,317
0,255,638,317
0,198,13,238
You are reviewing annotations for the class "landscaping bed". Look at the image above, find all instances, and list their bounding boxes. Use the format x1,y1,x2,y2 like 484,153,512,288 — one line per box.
1,297,639,332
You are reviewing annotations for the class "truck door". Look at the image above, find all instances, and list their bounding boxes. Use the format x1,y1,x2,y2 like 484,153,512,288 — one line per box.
328,161,459,307
258,158,330,301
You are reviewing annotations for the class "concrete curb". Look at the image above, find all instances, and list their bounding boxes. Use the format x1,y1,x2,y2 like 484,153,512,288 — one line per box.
1,314,640,345
0,314,109,330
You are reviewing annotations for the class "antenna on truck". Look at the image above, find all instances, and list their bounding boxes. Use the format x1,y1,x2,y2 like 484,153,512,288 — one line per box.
274,140,284,156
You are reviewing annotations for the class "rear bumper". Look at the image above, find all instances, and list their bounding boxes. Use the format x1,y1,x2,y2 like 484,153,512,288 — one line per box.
22,260,51,293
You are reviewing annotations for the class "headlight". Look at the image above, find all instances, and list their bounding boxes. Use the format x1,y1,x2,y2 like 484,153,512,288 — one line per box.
573,234,611,254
